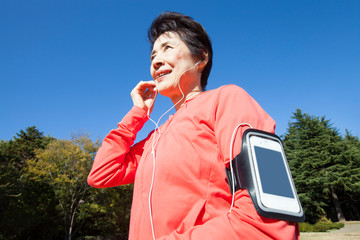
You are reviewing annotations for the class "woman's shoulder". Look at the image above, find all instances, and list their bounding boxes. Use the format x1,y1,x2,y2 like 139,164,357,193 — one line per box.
208,84,246,93
189,84,250,107
204,84,249,99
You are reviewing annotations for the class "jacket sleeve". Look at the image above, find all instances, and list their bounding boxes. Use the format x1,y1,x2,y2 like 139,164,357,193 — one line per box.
87,106,150,188
159,85,299,240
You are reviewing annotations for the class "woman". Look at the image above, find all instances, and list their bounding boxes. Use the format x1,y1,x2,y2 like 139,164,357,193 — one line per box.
88,12,299,239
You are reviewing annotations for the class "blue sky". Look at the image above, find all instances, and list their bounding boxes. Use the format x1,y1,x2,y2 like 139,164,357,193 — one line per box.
1,0,359,142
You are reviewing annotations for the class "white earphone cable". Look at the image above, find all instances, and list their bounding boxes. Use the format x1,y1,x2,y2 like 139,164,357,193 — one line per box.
228,123,253,213
147,61,200,240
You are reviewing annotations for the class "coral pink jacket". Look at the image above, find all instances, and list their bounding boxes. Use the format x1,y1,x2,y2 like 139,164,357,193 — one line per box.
88,85,299,239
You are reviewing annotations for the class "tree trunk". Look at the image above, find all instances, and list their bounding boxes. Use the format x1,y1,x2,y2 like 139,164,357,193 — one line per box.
331,188,345,221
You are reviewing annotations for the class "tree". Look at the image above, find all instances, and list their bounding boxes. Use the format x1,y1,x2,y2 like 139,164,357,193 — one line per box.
26,134,100,240
282,109,359,223
337,130,360,220
1,127,134,239
0,126,59,239
79,184,133,240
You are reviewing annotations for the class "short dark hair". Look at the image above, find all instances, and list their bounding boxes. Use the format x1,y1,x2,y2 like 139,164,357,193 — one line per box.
148,11,213,90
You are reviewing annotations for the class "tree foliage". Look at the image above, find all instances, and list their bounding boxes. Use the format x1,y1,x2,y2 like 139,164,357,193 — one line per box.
283,109,360,223
26,135,100,240
0,126,59,239
79,185,133,240
1,127,134,239
338,130,360,220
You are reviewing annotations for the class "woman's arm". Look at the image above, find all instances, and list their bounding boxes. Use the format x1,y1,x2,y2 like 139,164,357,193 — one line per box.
87,106,150,188
88,81,157,188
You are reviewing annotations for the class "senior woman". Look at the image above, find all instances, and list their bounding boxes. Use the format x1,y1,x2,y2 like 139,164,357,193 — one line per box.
88,12,299,240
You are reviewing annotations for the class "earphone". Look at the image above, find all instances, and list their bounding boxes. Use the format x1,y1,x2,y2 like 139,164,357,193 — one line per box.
146,60,252,237
228,123,253,213
147,60,202,240
195,60,202,67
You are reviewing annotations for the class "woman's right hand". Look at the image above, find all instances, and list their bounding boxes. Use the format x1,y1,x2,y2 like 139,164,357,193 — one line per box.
130,81,157,114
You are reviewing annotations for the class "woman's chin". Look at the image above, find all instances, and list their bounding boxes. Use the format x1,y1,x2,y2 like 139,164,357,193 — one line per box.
157,87,181,100
156,88,170,97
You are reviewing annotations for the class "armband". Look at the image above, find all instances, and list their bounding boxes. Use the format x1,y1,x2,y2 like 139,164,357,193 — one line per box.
226,129,305,222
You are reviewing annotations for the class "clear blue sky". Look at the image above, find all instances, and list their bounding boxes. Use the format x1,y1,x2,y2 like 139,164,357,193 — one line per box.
1,0,359,142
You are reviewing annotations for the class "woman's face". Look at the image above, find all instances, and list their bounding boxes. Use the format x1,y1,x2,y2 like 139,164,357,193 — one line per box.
150,32,199,98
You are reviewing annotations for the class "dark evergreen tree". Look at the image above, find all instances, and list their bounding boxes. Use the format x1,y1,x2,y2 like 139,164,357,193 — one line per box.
0,126,61,239
337,130,360,220
282,109,359,223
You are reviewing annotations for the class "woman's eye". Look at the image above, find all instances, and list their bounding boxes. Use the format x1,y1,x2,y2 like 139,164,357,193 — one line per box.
164,45,172,50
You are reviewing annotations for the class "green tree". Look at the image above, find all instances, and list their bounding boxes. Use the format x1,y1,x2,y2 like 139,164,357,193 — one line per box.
337,130,360,220
79,185,133,239
282,109,359,223
0,126,59,239
26,134,100,240
1,127,134,239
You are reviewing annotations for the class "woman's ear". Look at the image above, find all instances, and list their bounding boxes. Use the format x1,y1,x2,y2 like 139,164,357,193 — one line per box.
197,51,209,70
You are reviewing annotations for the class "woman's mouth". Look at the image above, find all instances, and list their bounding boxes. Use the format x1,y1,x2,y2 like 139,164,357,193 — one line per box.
155,70,172,80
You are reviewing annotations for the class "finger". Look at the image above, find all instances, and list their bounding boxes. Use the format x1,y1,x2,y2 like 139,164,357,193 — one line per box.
130,81,158,111
137,80,156,90
133,81,156,95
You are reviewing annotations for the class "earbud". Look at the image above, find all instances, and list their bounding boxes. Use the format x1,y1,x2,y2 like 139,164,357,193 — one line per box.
194,60,202,68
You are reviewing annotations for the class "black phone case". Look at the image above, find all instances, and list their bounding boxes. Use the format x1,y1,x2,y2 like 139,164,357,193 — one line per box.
226,129,305,222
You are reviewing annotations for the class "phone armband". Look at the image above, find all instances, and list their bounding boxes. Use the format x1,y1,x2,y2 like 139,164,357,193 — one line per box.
226,129,305,222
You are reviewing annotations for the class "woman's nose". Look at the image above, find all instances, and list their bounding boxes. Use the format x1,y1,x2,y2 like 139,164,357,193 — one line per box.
152,56,165,71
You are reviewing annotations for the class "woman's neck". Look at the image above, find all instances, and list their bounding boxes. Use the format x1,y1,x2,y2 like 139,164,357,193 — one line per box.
172,87,203,111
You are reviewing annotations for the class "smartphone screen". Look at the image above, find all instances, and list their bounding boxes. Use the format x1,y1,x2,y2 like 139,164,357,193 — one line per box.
242,132,304,220
249,135,301,213
254,146,294,198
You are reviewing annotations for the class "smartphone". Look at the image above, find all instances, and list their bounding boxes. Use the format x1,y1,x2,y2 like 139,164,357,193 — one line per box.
248,133,302,215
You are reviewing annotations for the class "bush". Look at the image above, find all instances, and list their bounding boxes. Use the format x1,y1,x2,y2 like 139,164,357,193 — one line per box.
299,221,344,232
